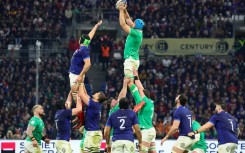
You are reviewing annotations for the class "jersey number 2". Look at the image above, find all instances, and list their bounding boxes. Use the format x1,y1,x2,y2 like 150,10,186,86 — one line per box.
120,119,125,130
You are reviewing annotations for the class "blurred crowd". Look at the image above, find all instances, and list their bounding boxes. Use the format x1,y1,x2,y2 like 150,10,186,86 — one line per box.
0,0,91,54
103,54,245,139
1,52,244,140
96,0,244,38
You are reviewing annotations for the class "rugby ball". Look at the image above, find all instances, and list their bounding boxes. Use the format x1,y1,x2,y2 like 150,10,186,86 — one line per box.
115,0,127,10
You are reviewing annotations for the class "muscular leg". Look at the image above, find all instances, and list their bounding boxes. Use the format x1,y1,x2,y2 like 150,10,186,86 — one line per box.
139,141,150,153
172,146,186,153
148,142,156,153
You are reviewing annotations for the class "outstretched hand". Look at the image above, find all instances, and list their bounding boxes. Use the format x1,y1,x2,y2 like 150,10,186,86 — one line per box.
188,132,195,137
123,77,131,85
97,20,103,26
118,2,126,11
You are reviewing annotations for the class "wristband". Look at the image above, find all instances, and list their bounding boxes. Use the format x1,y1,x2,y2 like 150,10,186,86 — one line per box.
194,130,199,134
31,137,36,141
134,76,139,80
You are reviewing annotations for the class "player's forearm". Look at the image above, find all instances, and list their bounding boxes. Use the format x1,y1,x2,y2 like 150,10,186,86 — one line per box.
195,122,212,134
237,128,240,136
135,79,144,91
119,10,126,27
88,24,99,40
135,129,142,143
165,126,178,138
26,125,35,138
66,90,72,103
79,63,91,76
124,10,134,27
104,127,111,145
118,85,127,100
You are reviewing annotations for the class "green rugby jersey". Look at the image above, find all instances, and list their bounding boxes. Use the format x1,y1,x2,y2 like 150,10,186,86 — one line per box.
130,85,154,129
26,116,44,145
124,28,143,60
191,120,207,152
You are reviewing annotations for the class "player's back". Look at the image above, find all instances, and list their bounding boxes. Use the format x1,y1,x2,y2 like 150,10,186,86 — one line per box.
191,120,207,152
209,111,238,145
85,99,102,131
138,96,154,129
55,109,72,141
69,46,90,74
109,109,138,142
174,106,192,136
124,28,143,60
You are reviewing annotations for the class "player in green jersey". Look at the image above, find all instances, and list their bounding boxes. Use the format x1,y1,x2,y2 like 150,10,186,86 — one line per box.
104,77,130,152
24,105,50,153
128,69,156,153
118,3,144,78
189,112,207,153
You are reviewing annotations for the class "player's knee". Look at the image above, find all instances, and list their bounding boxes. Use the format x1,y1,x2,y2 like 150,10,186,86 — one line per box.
71,82,79,91
172,146,185,153
149,145,156,152
140,145,149,153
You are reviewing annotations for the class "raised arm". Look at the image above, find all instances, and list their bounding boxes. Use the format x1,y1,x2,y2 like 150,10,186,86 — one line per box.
65,90,72,109
78,82,90,106
118,3,130,34
71,95,82,116
124,9,134,28
88,20,102,40
133,69,145,98
117,77,130,101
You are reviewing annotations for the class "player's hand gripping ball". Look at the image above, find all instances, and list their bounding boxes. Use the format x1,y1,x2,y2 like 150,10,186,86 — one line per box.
115,0,127,10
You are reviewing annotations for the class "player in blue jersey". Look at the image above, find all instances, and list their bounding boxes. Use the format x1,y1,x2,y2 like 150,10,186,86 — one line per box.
161,94,194,153
105,97,142,153
68,20,102,129
188,102,239,153
78,81,107,153
54,93,83,153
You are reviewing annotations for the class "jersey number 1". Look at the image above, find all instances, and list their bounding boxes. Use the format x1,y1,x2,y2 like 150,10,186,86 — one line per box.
188,117,191,127
228,119,234,131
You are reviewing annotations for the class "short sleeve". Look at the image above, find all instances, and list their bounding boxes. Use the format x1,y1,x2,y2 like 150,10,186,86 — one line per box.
129,28,137,37
132,112,139,125
173,110,180,121
80,48,90,60
192,121,201,131
88,99,94,107
29,118,38,127
209,115,217,125
106,115,112,127
62,109,72,118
